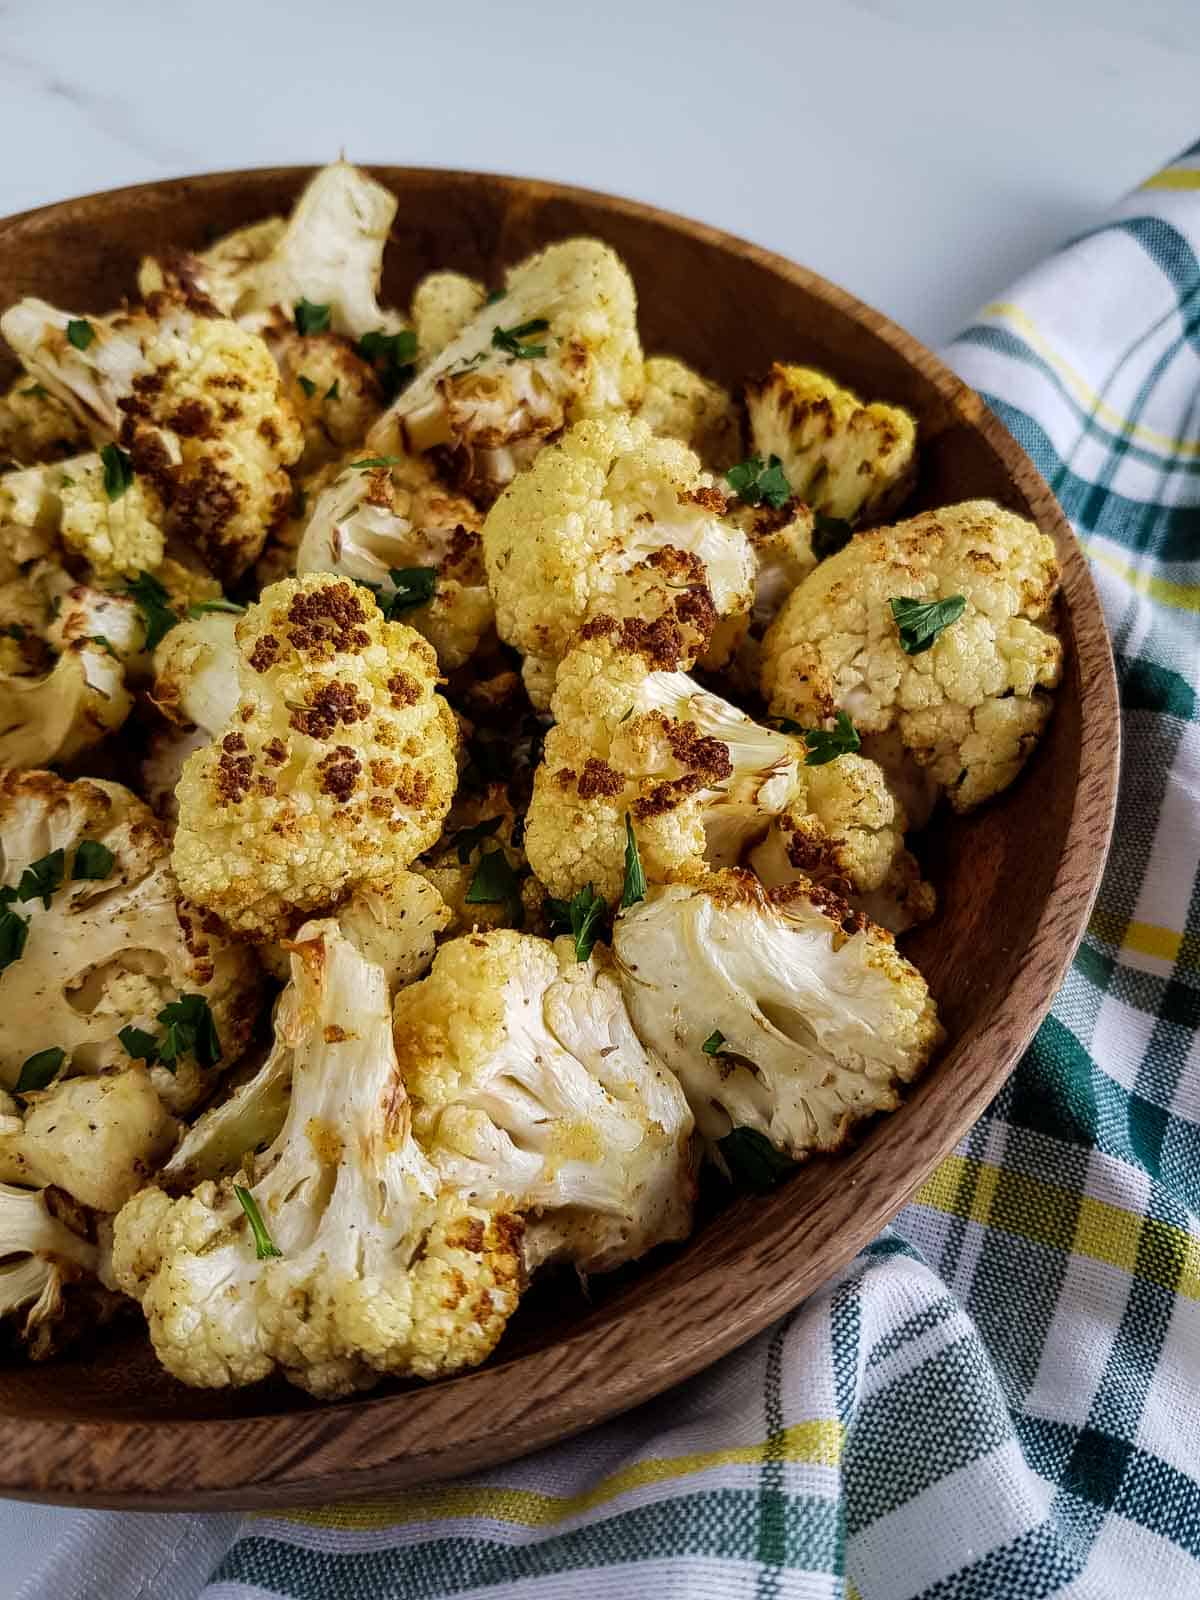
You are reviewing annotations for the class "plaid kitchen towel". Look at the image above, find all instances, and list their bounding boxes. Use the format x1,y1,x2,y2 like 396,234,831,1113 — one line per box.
19,142,1200,1600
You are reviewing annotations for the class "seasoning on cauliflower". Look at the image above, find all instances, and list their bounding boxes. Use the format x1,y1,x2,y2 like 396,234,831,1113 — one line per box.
296,454,492,670
0,770,261,1113
139,161,405,339
0,640,134,769
760,500,1063,811
172,574,458,937
372,239,643,501
393,928,695,1273
0,295,304,580
410,272,486,362
612,870,943,1158
524,614,932,929
113,919,526,1395
745,364,917,524
0,1181,103,1358
263,328,383,472
0,378,88,466
482,413,754,707
638,356,743,470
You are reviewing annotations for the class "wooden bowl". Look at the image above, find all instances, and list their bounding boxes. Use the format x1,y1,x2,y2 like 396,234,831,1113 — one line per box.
0,167,1119,1509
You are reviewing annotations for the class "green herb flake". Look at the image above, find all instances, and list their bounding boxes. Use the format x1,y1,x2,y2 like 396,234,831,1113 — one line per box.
66,318,95,351
17,849,64,909
14,1047,66,1094
491,317,551,360
385,566,437,615
812,513,854,561
354,329,418,402
349,455,403,471
156,993,222,1071
120,570,179,652
466,847,521,909
297,375,317,398
890,594,967,655
726,453,791,510
72,839,115,881
1,624,25,642
294,299,332,336
799,710,861,767
324,380,340,401
234,1185,283,1259
619,813,646,911
100,442,134,501
484,288,507,306
546,883,608,963
86,634,118,658
118,1025,160,1065
0,906,27,970
718,1126,796,1191
618,706,634,724
701,1029,726,1056
452,815,504,864
20,383,47,399
187,598,247,618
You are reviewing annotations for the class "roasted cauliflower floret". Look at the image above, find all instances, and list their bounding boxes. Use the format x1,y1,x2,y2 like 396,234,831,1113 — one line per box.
760,500,1063,811
393,929,695,1273
638,356,743,470
0,296,304,581
336,871,451,993
0,1182,102,1358
0,379,88,466
482,413,754,707
137,217,286,317
745,364,917,524
172,574,458,937
0,640,134,768
266,328,384,472
113,920,525,1395
372,239,643,501
296,454,491,670
151,608,240,735
410,272,486,361
0,772,260,1112
612,871,943,1158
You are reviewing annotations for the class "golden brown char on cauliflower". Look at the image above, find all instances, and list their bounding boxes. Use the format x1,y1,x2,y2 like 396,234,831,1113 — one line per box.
172,574,458,938
761,499,1062,811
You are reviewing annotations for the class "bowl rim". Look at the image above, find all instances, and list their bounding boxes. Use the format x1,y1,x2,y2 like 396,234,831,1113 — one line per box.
0,164,1121,1510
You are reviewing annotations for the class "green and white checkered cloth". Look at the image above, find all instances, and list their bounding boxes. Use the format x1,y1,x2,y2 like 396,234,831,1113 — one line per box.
21,144,1200,1600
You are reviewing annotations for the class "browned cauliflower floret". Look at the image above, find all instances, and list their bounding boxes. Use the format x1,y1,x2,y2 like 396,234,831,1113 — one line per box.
0,379,88,466
761,500,1063,812
410,272,486,362
638,356,743,470
172,574,458,937
260,325,384,472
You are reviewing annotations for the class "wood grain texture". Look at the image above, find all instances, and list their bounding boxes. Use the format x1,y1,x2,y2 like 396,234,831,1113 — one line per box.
0,167,1120,1509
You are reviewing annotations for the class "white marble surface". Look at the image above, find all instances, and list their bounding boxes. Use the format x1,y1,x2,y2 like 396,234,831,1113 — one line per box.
0,0,1196,1592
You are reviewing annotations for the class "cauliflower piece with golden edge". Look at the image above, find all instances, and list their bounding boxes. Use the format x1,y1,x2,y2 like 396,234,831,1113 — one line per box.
0,770,261,1113
264,328,383,472
0,1181,103,1358
525,615,931,930
638,355,743,470
152,608,241,735
761,500,1063,811
0,378,88,466
483,413,754,707
0,641,133,769
0,296,303,581
612,870,942,1159
172,574,457,937
410,272,486,361
113,920,525,1395
296,454,491,670
745,363,917,524
393,929,695,1273
372,239,643,501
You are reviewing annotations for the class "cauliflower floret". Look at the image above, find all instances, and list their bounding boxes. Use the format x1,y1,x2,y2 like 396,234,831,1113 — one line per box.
138,162,405,339
525,616,931,929
262,327,384,473
410,272,487,361
638,356,743,471
336,871,450,993
0,297,304,581
482,413,755,707
0,1182,101,1357
151,609,240,735
372,239,643,501
41,571,151,675
0,641,133,768
172,574,458,937
760,500,1063,811
0,771,261,1112
57,453,168,578
113,920,525,1395
612,870,943,1158
745,364,917,524
393,929,695,1273
296,454,492,670
0,378,88,466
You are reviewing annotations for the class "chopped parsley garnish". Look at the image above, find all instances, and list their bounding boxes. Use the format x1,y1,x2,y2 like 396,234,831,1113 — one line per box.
491,318,550,360
718,1126,797,1191
14,1047,65,1094
20,383,47,399
385,566,437,614
545,883,608,963
234,1185,283,1259
701,1029,726,1056
100,442,134,501
0,905,29,971
619,813,646,911
325,380,339,401
799,710,861,766
355,329,418,402
726,453,791,510
297,375,317,398
466,846,523,924
484,288,507,306
117,1025,160,1064
890,594,967,655
120,570,179,652
1,624,25,641
86,634,118,658
349,455,403,471
293,298,331,335
618,706,634,724
811,513,854,561
187,598,247,618
72,839,115,881
451,815,504,864
17,849,64,909
66,318,94,351
118,993,221,1073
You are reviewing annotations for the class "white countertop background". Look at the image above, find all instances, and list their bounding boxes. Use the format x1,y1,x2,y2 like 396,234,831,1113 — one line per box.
0,0,1196,1590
